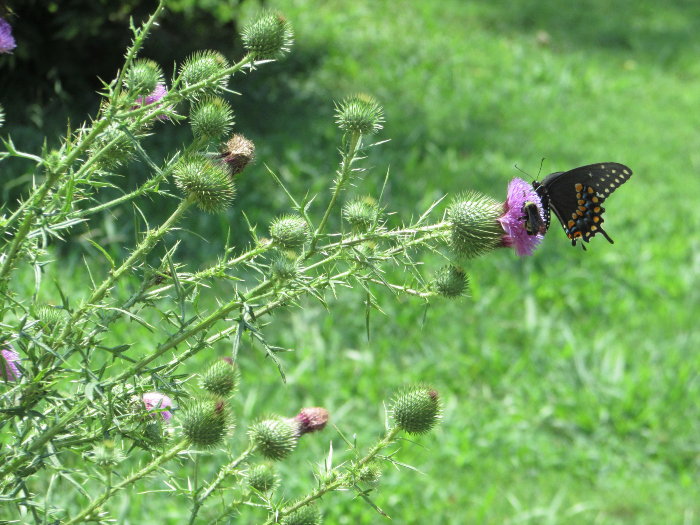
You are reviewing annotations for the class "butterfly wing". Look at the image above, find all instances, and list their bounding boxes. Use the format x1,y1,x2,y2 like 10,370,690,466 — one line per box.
534,163,632,246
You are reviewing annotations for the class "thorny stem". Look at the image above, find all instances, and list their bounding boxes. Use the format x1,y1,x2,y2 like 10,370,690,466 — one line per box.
64,439,189,525
262,427,401,524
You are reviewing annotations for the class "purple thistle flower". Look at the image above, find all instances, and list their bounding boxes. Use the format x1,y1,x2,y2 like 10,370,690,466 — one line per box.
0,19,16,54
1,345,21,382
134,84,169,119
292,407,329,435
498,177,545,256
142,392,174,421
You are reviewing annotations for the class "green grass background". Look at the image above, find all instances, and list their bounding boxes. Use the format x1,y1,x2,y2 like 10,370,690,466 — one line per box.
6,0,700,523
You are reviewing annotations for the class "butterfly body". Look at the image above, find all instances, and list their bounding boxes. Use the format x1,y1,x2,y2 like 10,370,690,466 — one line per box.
533,162,632,247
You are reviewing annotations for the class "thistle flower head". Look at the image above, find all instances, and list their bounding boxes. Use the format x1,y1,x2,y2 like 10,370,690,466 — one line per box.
432,265,469,299
269,215,310,251
342,196,381,231
178,50,230,98
190,97,234,141
173,154,236,213
391,385,442,435
133,83,171,121
335,94,384,136
498,177,545,256
248,416,299,460
358,462,382,485
281,504,322,525
0,18,16,54
201,358,239,397
220,134,256,176
125,59,163,96
181,398,232,449
447,191,503,259
292,407,329,435
247,463,280,493
1,344,21,382
142,392,174,422
241,11,294,60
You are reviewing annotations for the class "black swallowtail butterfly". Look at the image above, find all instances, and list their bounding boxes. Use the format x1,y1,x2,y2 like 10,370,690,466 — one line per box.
521,201,547,236
532,163,633,247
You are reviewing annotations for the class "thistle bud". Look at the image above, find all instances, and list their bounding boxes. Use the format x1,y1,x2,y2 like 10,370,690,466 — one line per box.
270,253,300,281
248,416,299,460
201,358,239,397
335,94,384,136
88,441,125,469
34,305,67,331
220,134,256,176
190,97,234,142
143,420,166,445
181,398,232,449
247,463,279,493
447,192,503,259
281,504,322,525
173,154,236,213
269,215,309,251
292,407,329,435
432,265,469,299
125,59,163,96
178,50,230,98
241,11,294,60
358,462,382,485
342,196,381,231
391,385,441,435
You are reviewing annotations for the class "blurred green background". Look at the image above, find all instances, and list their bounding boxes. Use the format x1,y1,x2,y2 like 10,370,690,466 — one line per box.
3,0,700,523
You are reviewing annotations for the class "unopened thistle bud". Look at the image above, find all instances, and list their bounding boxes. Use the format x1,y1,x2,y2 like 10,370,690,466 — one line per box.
447,192,503,259
342,196,381,230
270,253,300,281
181,398,231,449
143,420,166,445
432,265,469,299
281,504,322,525
34,305,67,331
93,124,137,170
241,11,294,60
178,50,230,98
292,407,329,435
247,463,280,493
335,94,384,136
174,155,236,213
201,358,239,397
248,416,299,460
220,134,256,176
125,59,163,96
391,385,441,435
269,215,309,251
88,441,125,469
358,462,382,485
190,97,234,141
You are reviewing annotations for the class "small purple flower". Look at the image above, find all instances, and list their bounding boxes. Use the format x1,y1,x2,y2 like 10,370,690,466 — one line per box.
134,84,169,119
292,407,329,435
142,392,174,421
498,177,545,256
1,345,21,382
0,18,16,54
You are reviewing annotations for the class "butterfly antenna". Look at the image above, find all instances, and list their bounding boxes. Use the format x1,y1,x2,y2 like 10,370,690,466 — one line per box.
513,164,531,178
537,157,546,178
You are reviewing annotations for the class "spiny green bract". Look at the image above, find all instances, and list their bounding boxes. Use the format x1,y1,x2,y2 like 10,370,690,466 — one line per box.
281,504,322,525
201,359,239,397
247,463,279,493
447,191,503,259
173,155,235,213
125,58,163,96
241,11,294,60
335,94,384,136
270,253,300,281
181,398,232,449
248,416,299,460
432,265,469,299
178,50,230,98
391,385,442,435
189,96,234,141
269,215,310,251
